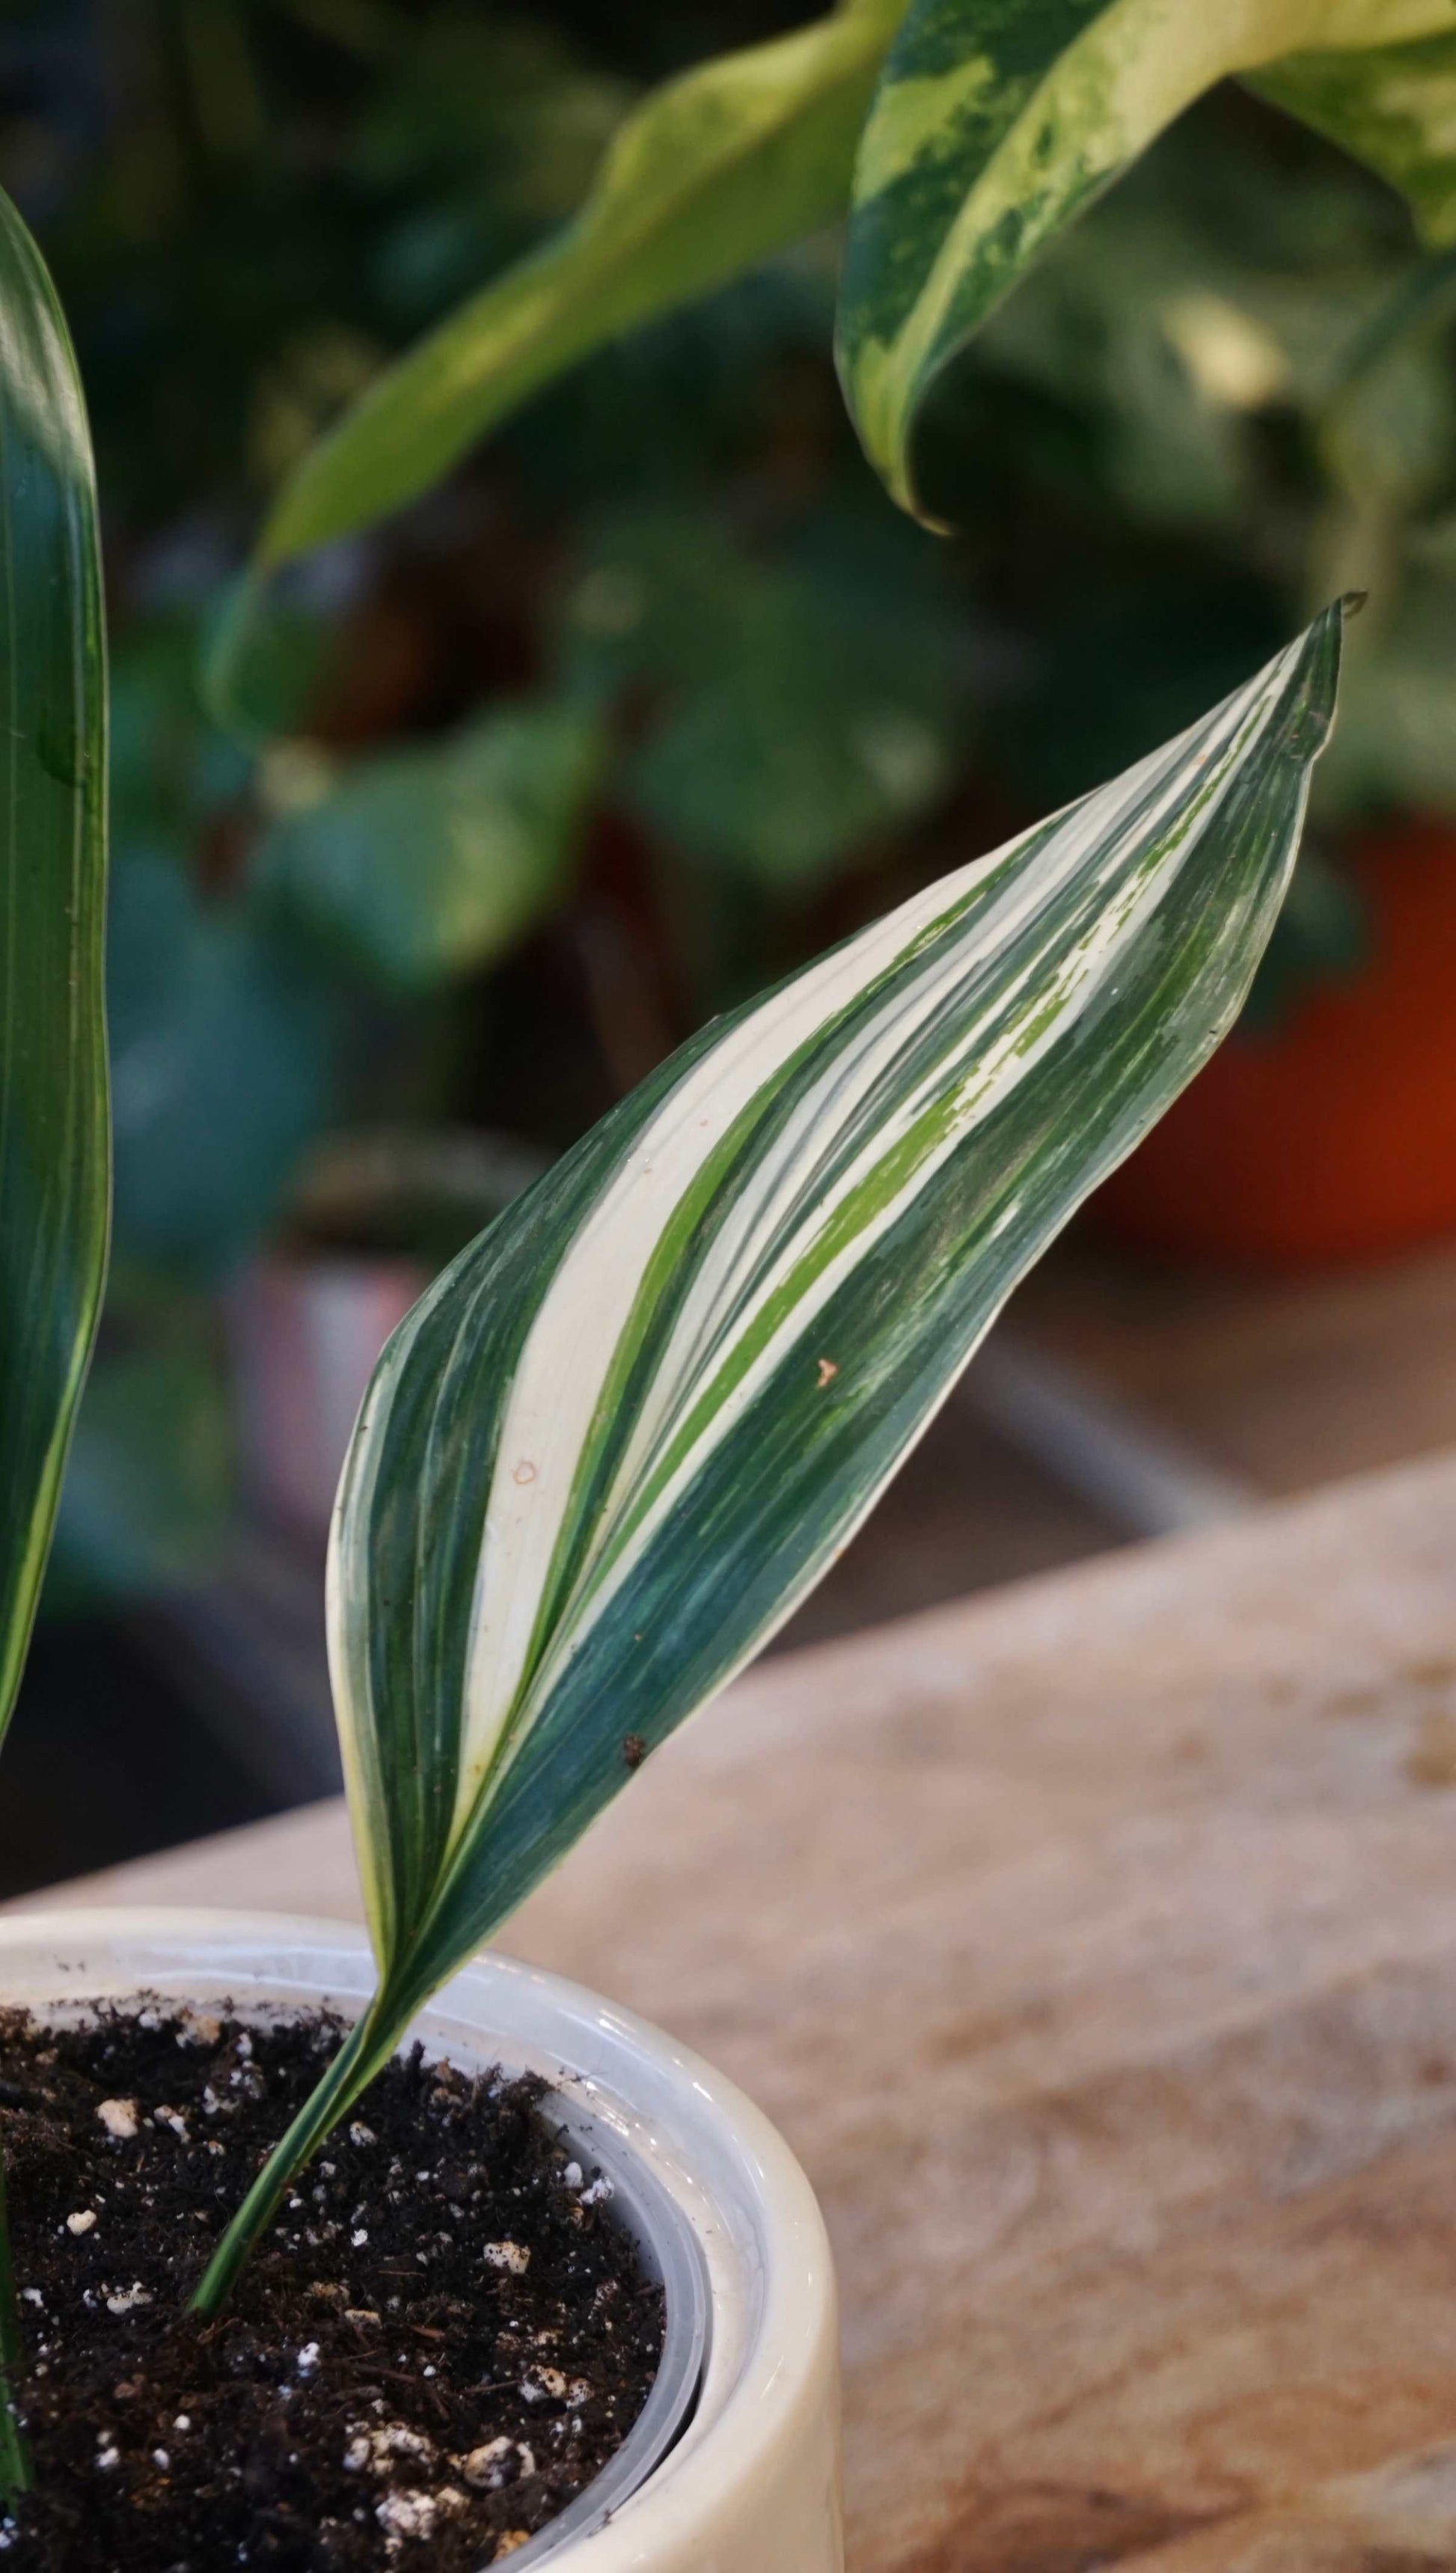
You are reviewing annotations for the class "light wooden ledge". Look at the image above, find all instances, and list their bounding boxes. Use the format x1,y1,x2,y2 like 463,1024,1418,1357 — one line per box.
25,1450,1456,2571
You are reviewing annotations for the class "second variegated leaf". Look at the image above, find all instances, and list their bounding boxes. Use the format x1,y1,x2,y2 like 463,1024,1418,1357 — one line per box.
838,0,1456,520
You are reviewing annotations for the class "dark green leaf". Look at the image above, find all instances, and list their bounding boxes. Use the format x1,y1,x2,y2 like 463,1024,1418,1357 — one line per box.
0,189,109,1738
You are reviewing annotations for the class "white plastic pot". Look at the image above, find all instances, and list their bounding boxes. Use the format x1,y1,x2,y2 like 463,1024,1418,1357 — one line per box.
0,1911,843,2573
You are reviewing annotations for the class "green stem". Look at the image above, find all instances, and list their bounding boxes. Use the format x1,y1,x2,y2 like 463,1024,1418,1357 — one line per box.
190,1991,403,2319
0,2149,32,2501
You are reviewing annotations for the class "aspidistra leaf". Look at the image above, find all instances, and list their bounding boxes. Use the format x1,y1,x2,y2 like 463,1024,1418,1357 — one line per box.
195,605,1346,2312
343,605,1345,2006
257,0,908,567
0,188,108,1730
837,0,1456,522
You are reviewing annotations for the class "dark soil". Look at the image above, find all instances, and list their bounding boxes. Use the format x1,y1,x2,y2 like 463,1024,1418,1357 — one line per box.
0,2002,664,2569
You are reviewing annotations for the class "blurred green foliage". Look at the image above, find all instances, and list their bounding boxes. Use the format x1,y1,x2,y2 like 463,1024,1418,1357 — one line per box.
254,701,606,989
47,1273,233,1612
559,502,973,890
4,0,1454,1603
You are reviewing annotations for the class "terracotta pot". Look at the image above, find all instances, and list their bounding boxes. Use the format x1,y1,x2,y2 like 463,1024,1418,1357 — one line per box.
1095,815,1456,1269
0,1911,842,2572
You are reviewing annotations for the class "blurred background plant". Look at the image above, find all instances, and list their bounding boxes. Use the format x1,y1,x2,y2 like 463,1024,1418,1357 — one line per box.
3,0,1455,1872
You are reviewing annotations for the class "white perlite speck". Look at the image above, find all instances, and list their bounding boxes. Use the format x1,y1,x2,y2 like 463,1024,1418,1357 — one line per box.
374,2491,435,2542
65,2211,96,2236
520,2369,567,2404
343,2423,434,2476
374,2485,465,2544
97,2099,138,2140
561,2161,583,2191
349,2122,375,2147
462,2438,534,2491
351,2227,368,2247
481,2241,530,2275
578,2175,614,2207
296,2343,321,2376
105,2283,153,2316
462,2438,510,2488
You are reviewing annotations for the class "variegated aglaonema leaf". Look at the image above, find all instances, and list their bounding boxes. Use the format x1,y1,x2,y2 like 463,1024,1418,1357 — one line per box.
195,602,1345,2311
254,0,908,571
837,0,1456,522
0,187,109,2491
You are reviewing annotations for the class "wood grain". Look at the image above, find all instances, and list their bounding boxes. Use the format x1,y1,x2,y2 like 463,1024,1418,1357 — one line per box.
30,1451,1456,2569
1018,1233,1456,1500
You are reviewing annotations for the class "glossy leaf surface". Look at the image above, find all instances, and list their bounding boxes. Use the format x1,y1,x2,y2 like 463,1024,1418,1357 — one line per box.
257,0,907,567
0,189,108,1735
837,0,1456,520
0,186,108,2492
197,602,1346,2310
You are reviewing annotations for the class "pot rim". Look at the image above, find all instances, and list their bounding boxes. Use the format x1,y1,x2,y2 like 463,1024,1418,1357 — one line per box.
0,1908,836,2569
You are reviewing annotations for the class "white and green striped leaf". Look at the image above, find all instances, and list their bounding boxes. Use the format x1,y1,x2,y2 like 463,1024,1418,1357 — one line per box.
837,0,1456,522
195,602,1347,2310
256,0,908,570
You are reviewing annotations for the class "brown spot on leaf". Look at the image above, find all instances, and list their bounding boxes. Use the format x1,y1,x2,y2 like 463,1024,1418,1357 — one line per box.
621,1736,648,1771
816,1357,838,1388
512,1460,538,1486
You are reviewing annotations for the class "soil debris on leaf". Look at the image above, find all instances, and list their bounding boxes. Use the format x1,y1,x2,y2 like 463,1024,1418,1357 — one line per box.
0,2003,663,2569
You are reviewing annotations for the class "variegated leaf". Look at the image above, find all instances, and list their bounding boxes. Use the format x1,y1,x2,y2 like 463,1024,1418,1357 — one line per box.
837,0,1456,522
195,603,1346,2310
257,0,908,570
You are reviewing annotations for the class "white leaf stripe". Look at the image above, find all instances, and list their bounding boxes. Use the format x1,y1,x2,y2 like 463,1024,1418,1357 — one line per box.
325,609,1342,1986
326,1026,724,1938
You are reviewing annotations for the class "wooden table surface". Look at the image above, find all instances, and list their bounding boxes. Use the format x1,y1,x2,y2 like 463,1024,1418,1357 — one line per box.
31,1450,1456,2571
